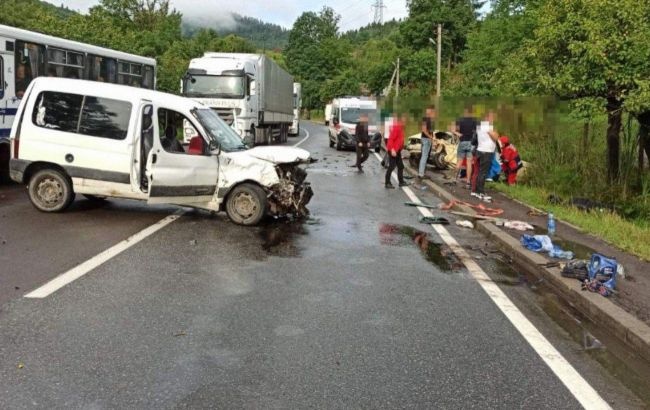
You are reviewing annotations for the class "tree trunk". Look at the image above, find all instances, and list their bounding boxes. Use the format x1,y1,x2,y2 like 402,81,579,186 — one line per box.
606,97,622,181
637,111,650,171
582,121,590,153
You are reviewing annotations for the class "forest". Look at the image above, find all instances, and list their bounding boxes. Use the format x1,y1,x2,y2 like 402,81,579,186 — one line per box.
2,0,649,250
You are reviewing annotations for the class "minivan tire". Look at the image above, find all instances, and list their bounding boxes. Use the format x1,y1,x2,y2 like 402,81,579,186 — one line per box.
28,169,75,212
226,183,267,226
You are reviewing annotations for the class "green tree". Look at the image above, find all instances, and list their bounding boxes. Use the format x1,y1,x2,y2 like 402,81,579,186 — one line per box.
516,0,650,180
401,0,483,68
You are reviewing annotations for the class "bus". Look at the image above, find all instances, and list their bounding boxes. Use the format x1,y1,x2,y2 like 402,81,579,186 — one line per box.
0,24,157,182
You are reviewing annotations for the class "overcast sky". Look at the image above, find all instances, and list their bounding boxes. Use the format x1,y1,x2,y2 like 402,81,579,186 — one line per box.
47,0,410,31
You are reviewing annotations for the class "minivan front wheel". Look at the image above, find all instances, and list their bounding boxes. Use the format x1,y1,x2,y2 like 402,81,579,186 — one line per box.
226,183,267,226
28,169,75,212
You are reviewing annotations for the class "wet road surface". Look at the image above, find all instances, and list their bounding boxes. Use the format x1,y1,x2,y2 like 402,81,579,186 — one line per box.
0,123,645,408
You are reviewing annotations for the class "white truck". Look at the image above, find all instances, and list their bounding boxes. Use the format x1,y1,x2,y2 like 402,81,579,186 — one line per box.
289,82,301,136
182,53,294,146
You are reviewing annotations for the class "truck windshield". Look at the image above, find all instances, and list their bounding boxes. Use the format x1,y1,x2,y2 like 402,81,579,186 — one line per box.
341,108,377,125
193,108,248,152
184,75,245,98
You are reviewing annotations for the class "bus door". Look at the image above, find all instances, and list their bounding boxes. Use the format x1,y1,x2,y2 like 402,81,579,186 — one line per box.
0,38,16,138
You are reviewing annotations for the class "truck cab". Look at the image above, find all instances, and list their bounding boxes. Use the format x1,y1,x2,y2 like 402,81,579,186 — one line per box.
182,53,293,147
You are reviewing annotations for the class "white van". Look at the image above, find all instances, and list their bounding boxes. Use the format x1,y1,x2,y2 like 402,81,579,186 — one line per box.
9,78,313,225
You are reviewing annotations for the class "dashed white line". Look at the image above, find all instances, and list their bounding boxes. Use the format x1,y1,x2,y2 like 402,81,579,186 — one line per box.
374,152,611,410
25,211,184,298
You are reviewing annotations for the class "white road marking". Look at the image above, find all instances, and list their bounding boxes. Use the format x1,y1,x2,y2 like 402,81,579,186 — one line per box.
294,127,311,147
25,211,184,298
374,152,611,410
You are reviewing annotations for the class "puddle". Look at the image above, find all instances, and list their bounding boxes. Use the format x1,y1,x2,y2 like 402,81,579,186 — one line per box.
379,224,461,272
511,264,650,406
258,219,308,257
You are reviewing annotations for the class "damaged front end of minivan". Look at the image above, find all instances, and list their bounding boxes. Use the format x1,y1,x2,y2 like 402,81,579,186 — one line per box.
268,163,313,218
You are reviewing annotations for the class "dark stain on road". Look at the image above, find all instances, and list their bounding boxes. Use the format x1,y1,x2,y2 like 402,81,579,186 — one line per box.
259,219,308,257
379,223,461,272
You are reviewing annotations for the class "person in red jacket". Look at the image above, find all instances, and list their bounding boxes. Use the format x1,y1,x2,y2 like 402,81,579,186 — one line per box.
385,112,410,189
499,136,523,185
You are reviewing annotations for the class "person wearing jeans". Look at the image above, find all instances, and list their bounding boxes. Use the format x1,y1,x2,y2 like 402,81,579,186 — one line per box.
473,111,499,202
418,106,436,179
385,113,410,189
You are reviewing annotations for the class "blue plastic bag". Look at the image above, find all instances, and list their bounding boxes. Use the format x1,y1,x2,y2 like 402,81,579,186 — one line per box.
588,253,618,289
520,235,574,260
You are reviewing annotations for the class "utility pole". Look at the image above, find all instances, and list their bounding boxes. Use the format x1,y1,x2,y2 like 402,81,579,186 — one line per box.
436,23,441,99
372,0,385,24
396,57,400,99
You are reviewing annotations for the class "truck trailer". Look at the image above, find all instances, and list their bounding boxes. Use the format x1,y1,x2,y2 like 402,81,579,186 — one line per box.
182,53,294,146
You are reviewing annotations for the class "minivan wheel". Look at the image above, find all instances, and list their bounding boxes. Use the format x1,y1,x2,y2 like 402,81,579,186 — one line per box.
28,169,75,212
226,183,268,226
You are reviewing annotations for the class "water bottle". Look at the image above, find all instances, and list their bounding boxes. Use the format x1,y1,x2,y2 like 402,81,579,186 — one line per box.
547,211,556,236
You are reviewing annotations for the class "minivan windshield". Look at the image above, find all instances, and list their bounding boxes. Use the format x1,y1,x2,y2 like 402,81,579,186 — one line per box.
184,75,245,98
193,108,247,152
341,107,377,125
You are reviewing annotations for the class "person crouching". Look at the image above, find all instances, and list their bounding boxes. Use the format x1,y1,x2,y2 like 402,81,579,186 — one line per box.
499,136,523,185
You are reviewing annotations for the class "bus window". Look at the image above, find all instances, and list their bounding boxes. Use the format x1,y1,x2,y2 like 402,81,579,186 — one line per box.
15,41,45,98
118,61,143,88
143,65,154,89
47,48,84,79
87,55,117,83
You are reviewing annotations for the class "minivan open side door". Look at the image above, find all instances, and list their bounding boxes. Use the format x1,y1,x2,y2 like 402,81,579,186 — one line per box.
145,105,219,205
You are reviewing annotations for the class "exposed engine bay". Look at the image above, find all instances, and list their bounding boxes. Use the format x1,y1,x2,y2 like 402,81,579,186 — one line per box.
268,163,313,217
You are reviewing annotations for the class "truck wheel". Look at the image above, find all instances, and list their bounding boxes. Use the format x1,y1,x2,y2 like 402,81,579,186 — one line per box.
226,183,267,226
28,168,75,212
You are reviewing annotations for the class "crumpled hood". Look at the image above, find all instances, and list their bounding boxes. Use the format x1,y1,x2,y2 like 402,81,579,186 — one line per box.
245,146,311,164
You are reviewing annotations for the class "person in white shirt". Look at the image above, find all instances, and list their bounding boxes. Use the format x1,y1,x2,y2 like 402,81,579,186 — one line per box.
472,111,499,202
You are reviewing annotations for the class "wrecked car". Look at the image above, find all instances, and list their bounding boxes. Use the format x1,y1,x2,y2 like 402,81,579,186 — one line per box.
406,131,459,170
9,78,313,226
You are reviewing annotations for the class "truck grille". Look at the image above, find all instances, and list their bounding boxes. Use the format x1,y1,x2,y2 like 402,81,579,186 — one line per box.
211,108,234,125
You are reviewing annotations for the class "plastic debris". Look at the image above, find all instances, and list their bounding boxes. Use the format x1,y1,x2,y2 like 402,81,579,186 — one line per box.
419,216,450,225
588,253,618,290
503,220,535,231
520,234,574,260
456,220,474,229
17,363,24,369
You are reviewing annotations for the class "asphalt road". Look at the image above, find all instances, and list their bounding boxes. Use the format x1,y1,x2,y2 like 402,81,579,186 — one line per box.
0,123,644,409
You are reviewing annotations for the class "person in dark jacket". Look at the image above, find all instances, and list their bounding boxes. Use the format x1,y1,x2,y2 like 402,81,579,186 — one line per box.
385,112,410,189
354,113,370,171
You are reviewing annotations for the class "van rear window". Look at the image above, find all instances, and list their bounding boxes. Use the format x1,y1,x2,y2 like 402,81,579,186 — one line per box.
32,91,131,140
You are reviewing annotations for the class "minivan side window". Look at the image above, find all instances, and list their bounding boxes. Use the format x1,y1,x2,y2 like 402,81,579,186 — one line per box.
79,96,132,140
32,91,83,132
32,91,131,140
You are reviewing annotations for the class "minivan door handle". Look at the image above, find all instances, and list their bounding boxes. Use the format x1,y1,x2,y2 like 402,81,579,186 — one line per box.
152,154,157,164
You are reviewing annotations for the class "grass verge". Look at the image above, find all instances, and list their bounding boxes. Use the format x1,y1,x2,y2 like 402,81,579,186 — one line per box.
491,183,650,261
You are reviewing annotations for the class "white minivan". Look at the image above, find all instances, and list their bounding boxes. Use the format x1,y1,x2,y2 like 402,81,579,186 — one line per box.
9,78,313,225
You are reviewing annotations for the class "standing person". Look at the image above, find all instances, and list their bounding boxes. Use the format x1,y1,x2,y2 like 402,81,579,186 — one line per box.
418,106,436,180
454,105,478,188
354,113,370,171
385,112,410,189
473,110,499,202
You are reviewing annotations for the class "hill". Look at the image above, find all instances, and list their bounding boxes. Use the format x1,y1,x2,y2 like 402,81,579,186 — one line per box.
183,14,289,51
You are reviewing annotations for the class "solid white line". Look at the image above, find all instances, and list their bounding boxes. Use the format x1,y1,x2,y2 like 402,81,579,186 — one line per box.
294,127,311,147
374,152,611,410
25,211,184,299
